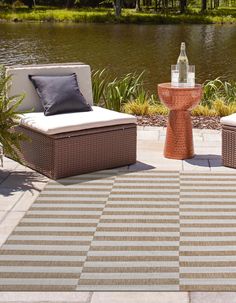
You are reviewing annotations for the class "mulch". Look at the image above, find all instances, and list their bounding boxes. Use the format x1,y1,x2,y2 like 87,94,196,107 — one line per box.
137,115,221,130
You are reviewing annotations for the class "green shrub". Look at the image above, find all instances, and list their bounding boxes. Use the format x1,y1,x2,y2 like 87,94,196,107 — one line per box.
0,65,27,162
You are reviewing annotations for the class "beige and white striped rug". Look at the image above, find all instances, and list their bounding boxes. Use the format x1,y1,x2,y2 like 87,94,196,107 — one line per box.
0,169,236,291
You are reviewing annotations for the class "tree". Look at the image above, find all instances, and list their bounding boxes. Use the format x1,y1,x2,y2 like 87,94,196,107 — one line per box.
201,0,207,11
154,0,158,11
135,0,141,11
66,0,74,8
179,0,187,13
23,0,34,9
114,0,122,16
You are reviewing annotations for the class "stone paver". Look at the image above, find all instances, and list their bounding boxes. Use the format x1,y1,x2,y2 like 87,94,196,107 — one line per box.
0,292,92,302
90,292,189,303
0,211,25,246
190,292,236,303
182,158,210,171
0,189,25,211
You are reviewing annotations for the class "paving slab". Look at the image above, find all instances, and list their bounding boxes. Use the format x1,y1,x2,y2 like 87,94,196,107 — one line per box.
202,134,222,142
0,170,11,184
137,130,160,141
0,211,6,222
182,159,210,171
138,140,164,152
128,161,156,172
0,170,48,191
0,292,92,302
1,160,18,172
12,188,40,211
200,129,221,134
142,126,163,132
194,147,221,155
0,211,25,247
0,189,25,211
190,292,236,303
91,292,189,303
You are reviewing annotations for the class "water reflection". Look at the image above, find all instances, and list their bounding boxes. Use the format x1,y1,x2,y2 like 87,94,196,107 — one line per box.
0,23,235,92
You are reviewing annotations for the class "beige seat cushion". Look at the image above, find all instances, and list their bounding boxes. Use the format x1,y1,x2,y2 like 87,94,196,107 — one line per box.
220,113,236,127
19,106,137,135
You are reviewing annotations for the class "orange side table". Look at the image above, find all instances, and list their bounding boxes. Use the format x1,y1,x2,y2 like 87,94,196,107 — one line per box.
157,83,203,160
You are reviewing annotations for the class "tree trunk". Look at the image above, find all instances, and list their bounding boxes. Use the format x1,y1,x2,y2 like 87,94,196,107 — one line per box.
201,0,207,11
214,0,219,8
180,0,187,13
66,0,74,8
154,0,158,11
114,0,122,17
24,0,34,9
136,0,141,11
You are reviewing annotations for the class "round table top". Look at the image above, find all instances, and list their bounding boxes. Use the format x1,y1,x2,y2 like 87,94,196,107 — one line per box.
157,82,203,111
158,83,202,91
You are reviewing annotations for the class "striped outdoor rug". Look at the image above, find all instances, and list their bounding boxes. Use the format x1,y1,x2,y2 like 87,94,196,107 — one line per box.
0,169,236,291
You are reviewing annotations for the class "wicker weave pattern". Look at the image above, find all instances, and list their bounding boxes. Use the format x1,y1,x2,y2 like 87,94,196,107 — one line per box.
222,125,236,168
15,124,137,179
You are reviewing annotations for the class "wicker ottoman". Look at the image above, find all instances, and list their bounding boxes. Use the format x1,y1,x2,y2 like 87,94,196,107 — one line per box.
221,114,236,169
6,63,137,179
15,123,137,180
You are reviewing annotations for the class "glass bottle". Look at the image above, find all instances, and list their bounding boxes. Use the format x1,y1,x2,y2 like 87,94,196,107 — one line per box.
177,42,189,84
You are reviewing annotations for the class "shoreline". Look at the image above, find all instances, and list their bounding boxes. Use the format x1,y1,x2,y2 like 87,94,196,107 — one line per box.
0,9,235,25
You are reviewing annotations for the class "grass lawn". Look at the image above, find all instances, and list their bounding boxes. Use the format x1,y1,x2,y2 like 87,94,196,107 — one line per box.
0,6,235,24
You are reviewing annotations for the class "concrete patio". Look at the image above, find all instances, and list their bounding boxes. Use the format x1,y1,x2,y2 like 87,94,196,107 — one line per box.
0,126,235,302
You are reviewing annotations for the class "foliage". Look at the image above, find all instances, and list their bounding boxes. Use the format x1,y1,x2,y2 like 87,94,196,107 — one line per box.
92,69,236,118
12,1,25,8
123,90,169,116
124,100,150,116
192,99,236,117
105,72,144,111
202,78,236,106
212,98,236,116
92,69,108,105
0,7,235,24
124,100,169,116
0,65,27,162
191,104,216,116
92,69,144,112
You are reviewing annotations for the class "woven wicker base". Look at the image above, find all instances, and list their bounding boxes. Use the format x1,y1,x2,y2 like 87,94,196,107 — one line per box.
12,124,137,179
222,125,236,169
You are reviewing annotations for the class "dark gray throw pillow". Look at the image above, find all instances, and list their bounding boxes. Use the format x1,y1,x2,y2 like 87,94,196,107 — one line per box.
29,73,92,116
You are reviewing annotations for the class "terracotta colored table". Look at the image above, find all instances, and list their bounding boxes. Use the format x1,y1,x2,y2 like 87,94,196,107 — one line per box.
158,83,203,160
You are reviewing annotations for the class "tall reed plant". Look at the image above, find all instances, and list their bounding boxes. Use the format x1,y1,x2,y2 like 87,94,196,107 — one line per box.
92,69,144,112
92,70,236,117
203,78,236,106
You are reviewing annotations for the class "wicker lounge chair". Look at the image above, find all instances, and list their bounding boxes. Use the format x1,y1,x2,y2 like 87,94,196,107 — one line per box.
221,113,236,168
6,63,137,179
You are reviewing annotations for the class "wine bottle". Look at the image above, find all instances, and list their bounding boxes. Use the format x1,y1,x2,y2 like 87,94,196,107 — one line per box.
177,42,189,84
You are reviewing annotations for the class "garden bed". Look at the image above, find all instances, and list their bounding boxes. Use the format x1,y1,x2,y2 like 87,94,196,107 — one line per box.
137,115,221,130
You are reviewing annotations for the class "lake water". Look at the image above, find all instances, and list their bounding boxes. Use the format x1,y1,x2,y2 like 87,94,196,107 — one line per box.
0,22,235,93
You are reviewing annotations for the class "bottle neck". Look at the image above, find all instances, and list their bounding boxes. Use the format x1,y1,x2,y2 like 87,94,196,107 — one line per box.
180,47,186,56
